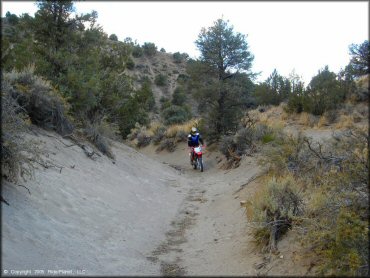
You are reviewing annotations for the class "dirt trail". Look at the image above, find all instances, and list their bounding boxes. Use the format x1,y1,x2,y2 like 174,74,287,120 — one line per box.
139,135,337,276
139,143,268,276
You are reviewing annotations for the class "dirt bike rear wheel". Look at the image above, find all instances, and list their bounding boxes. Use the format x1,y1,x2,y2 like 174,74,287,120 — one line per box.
193,158,197,169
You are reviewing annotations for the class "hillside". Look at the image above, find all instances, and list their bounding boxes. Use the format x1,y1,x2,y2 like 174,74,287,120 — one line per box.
127,51,188,106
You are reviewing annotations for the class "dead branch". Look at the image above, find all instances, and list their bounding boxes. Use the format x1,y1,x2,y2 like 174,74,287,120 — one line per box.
64,134,101,159
1,196,10,206
29,158,63,173
18,184,31,195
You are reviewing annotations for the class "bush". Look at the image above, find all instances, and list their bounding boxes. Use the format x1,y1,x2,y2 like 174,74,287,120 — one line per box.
3,67,74,136
109,34,118,41
247,175,304,252
136,130,152,148
162,105,191,125
175,129,187,143
177,73,190,84
172,52,188,63
1,87,40,182
255,127,369,275
155,73,167,86
125,57,135,70
219,136,236,160
285,93,304,114
156,138,176,152
253,123,273,141
152,125,166,145
234,127,255,155
142,42,157,56
172,86,187,106
84,121,114,159
132,45,143,58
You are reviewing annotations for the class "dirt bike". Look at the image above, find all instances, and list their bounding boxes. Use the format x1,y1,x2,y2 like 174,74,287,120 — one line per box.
190,145,204,172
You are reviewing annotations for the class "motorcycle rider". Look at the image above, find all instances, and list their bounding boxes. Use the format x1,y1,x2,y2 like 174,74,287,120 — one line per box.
187,127,204,165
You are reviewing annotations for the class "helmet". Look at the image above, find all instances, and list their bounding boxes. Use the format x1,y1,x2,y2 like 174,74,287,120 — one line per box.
191,127,197,135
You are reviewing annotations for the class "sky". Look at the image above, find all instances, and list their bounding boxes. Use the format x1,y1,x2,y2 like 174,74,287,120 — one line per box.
1,1,369,85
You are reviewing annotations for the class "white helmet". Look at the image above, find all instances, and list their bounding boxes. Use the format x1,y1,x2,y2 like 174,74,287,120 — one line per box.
191,127,197,135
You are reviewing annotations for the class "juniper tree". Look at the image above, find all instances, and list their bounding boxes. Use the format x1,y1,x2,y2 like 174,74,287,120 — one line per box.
194,18,255,138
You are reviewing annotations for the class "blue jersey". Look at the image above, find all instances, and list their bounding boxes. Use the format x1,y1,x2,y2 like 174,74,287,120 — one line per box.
188,133,202,147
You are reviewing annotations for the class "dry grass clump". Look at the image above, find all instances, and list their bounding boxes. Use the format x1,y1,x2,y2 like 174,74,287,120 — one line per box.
246,105,287,130
298,112,317,128
127,119,200,148
335,114,354,129
165,119,199,138
316,109,337,128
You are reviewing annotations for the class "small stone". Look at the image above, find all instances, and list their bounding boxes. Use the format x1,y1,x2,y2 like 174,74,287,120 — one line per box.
280,255,284,259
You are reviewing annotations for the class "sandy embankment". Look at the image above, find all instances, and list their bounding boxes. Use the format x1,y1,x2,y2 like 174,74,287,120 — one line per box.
1,129,190,275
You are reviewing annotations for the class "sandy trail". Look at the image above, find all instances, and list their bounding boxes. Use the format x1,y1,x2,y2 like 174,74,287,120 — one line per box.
139,143,264,276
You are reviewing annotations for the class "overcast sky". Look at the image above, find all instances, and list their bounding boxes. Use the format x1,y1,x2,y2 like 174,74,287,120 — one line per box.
1,1,368,84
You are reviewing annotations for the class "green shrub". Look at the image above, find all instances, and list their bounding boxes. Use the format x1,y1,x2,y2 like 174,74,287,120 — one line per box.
172,86,187,106
125,57,135,70
152,126,166,145
285,93,304,114
109,34,118,41
160,97,171,111
155,73,167,86
142,42,157,56
262,133,275,144
161,105,190,125
132,45,143,58
173,52,184,63
118,98,149,139
177,73,190,84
